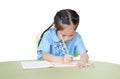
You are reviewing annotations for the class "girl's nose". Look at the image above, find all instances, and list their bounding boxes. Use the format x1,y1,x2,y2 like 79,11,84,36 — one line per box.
64,37,70,42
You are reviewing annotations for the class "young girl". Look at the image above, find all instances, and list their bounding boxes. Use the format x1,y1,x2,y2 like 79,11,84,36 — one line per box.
37,9,89,68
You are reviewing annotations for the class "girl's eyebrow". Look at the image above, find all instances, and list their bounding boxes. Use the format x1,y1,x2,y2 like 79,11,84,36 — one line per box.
62,34,74,36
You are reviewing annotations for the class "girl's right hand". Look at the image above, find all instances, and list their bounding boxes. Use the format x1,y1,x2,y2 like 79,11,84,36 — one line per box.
63,54,73,64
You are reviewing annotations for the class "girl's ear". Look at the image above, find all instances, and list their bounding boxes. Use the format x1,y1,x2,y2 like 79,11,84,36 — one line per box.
54,27,56,30
53,23,55,27
53,24,57,30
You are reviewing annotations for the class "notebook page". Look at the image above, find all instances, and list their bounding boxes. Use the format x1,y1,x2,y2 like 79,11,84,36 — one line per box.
21,61,53,69
51,62,76,67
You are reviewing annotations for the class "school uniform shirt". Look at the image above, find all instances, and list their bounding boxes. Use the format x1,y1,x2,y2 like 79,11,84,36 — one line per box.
37,28,88,60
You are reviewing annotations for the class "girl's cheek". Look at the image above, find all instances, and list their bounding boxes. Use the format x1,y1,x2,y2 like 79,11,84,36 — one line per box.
64,36,73,41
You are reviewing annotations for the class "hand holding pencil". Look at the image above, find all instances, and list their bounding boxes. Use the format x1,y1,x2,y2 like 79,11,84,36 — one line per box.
63,54,73,64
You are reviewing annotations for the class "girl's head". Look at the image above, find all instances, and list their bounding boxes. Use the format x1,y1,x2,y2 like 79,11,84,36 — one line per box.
38,9,79,46
54,9,79,30
53,9,80,41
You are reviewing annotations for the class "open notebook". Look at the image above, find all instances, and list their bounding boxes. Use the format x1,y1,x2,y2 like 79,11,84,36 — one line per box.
21,61,76,69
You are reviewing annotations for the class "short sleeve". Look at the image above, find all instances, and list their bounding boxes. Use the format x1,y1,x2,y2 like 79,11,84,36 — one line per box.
75,33,88,54
37,32,51,60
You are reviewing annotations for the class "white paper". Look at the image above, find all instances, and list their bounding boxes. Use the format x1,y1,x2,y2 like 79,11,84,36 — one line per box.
52,62,76,67
21,61,76,69
21,61,53,69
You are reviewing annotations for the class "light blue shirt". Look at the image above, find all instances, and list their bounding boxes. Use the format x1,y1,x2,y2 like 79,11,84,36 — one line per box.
37,28,87,60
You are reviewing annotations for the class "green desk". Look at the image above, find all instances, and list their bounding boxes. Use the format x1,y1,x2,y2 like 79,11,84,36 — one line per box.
0,60,120,79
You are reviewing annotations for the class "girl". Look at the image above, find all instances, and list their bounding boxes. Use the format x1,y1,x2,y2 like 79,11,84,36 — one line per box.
37,9,89,67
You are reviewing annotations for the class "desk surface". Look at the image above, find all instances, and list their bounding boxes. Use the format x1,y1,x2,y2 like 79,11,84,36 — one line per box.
0,60,120,79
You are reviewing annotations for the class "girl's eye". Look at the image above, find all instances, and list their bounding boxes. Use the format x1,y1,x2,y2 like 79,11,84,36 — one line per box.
62,35,66,37
62,35,73,38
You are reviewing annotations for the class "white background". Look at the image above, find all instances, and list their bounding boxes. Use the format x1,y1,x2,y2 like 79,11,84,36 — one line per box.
0,0,120,64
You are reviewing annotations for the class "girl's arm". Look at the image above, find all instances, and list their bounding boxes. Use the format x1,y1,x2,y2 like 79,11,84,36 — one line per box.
77,51,89,68
42,51,63,63
79,51,89,63
42,51,72,63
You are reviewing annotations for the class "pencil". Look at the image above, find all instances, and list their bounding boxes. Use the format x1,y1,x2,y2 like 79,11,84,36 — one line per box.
59,34,69,54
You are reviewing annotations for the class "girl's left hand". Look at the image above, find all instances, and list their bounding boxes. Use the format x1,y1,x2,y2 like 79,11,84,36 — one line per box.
71,61,92,68
77,61,88,68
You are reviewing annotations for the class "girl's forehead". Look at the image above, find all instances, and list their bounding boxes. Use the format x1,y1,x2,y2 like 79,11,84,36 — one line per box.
59,25,76,35
58,21,77,30
60,23,77,30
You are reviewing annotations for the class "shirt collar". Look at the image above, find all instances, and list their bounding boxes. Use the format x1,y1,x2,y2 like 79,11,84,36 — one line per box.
49,28,77,42
50,28,61,42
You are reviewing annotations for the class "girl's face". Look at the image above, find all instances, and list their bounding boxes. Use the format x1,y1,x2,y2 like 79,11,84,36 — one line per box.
57,24,77,42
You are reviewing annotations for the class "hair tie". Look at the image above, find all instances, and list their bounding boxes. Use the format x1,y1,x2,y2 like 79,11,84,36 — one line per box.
61,16,64,19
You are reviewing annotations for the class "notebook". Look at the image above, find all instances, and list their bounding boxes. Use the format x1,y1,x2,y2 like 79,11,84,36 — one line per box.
21,61,76,69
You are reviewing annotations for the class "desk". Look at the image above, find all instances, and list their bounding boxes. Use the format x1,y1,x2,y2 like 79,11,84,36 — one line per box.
0,60,120,79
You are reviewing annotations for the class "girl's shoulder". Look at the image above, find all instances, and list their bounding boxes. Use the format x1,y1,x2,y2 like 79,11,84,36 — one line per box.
43,28,56,36
46,28,57,36
44,28,60,42
74,32,82,38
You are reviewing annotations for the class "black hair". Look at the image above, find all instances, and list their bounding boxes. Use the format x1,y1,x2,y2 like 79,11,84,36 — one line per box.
54,9,79,30
37,9,79,47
